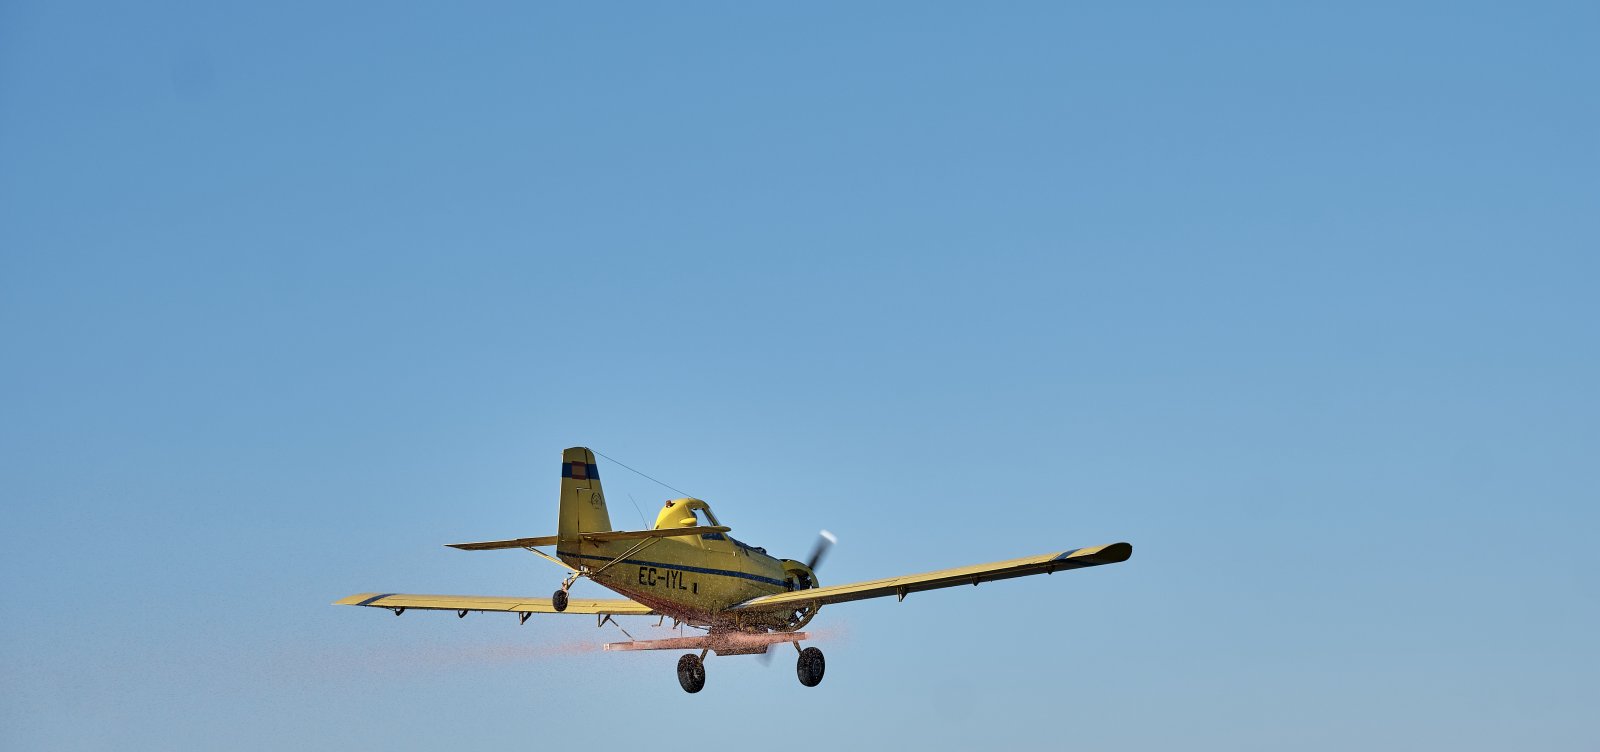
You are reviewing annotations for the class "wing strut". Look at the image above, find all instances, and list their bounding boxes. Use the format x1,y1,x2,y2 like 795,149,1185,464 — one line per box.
522,545,575,571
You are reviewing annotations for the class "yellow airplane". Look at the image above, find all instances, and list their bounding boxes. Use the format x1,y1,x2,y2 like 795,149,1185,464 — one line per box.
336,447,1132,692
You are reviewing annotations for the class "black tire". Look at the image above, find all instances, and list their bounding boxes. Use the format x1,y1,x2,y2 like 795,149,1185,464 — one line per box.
552,589,569,612
796,646,825,687
677,653,706,693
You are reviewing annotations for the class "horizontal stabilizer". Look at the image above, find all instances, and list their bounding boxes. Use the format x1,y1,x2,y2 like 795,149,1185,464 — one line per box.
447,526,730,550
581,525,729,542
447,536,559,551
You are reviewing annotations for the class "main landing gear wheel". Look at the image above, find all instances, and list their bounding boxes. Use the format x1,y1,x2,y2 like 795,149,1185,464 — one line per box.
796,646,825,687
551,589,569,612
677,653,706,693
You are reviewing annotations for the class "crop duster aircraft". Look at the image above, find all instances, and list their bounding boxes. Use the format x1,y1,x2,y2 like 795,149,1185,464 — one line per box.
337,447,1132,692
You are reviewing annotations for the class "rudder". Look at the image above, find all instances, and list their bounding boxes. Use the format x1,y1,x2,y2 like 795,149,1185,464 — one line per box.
558,447,612,542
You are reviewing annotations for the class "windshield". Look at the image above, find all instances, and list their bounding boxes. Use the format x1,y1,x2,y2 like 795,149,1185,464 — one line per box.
692,506,720,527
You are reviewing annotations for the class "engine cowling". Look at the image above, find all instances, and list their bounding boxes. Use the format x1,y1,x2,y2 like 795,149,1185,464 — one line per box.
776,559,822,631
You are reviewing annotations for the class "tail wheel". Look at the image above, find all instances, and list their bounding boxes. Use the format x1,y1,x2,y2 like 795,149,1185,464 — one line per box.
677,653,706,693
796,646,825,687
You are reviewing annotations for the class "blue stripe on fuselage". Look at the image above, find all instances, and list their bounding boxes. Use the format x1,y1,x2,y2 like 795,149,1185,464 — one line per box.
555,550,788,588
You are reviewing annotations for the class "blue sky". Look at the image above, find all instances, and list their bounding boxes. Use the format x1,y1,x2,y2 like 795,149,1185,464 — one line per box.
2,2,1596,749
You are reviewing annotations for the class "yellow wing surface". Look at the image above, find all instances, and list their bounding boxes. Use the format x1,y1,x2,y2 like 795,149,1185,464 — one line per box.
333,592,655,616
728,542,1132,611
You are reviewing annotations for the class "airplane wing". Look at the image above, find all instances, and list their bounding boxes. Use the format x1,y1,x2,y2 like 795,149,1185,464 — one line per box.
727,542,1131,611
334,592,655,616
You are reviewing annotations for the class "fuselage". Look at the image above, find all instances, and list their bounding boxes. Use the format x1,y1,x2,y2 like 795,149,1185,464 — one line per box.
557,497,813,630
558,533,791,628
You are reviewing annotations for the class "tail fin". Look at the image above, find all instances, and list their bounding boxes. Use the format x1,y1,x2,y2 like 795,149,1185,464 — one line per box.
558,447,612,543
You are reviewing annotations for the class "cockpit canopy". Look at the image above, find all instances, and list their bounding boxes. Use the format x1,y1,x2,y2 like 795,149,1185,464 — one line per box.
652,498,769,555
653,497,720,530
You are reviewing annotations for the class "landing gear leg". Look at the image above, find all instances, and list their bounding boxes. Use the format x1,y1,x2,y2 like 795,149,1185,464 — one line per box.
796,646,825,687
552,572,579,612
677,653,706,693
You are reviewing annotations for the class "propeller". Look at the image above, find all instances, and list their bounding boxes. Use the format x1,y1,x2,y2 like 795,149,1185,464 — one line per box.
763,530,839,666
805,529,837,571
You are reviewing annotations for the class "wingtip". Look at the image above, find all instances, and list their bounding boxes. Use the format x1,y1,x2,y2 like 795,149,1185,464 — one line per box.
1095,541,1133,563
1059,542,1132,564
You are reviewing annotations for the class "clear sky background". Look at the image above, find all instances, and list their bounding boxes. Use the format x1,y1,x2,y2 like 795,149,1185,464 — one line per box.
2,2,1596,750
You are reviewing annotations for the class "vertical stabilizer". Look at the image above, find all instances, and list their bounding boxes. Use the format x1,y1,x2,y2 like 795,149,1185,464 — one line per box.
558,447,612,543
